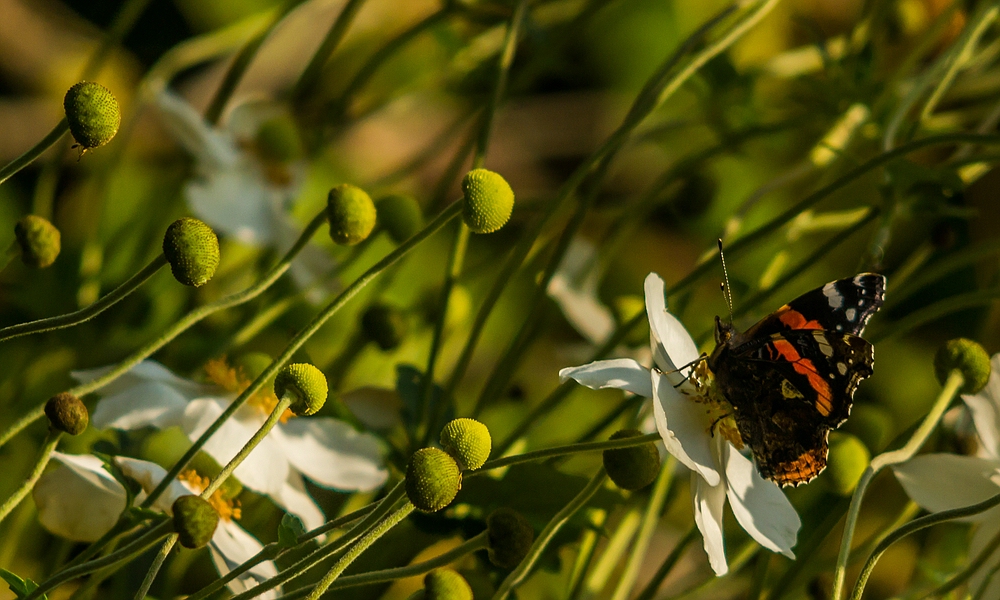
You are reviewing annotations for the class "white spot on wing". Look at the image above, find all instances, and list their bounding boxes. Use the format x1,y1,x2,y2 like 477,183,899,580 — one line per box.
845,308,857,321
838,363,847,375
823,282,844,309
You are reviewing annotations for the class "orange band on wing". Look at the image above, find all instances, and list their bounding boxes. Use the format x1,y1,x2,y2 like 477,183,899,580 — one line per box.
771,339,834,416
777,307,824,330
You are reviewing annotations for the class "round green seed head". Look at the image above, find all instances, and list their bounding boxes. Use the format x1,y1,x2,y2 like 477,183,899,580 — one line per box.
274,363,328,416
486,508,534,568
14,215,61,268
44,392,88,435
603,429,660,491
376,194,424,244
461,169,514,234
328,184,377,245
361,304,408,351
422,570,473,600
172,495,219,549
406,448,462,513
162,218,220,287
612,295,648,347
255,115,303,163
439,418,491,471
63,81,120,150
934,338,991,394
820,432,870,496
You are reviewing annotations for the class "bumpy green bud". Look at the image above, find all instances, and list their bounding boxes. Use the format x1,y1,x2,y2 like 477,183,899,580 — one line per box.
162,218,221,287
421,570,473,600
820,432,870,496
14,216,61,268
328,184,377,245
361,304,408,351
255,115,303,163
603,429,660,491
440,418,491,471
274,363,328,416
44,392,88,435
486,508,534,568
612,295,648,347
841,404,893,452
461,169,514,234
406,448,462,513
63,81,120,150
376,194,423,244
172,495,219,549
935,338,992,394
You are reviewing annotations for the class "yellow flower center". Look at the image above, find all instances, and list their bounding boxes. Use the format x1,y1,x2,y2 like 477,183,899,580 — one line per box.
204,357,294,423
684,361,745,450
177,469,242,522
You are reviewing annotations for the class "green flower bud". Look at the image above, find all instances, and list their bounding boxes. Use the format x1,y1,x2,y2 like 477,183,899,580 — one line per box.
439,418,491,471
406,448,462,513
274,363,328,416
63,81,120,150
361,304,408,351
820,432,870,496
328,184,377,245
44,392,88,435
422,569,473,600
841,404,893,452
172,495,219,549
612,295,648,347
376,194,423,244
162,217,221,287
602,429,660,491
486,508,534,568
255,115,303,163
935,338,991,394
461,169,514,234
14,216,61,269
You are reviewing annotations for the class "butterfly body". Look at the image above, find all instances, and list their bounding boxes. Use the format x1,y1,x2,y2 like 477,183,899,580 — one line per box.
707,273,886,486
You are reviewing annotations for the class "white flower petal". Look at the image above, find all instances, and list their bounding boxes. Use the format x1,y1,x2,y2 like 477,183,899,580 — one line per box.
186,170,280,245
893,454,1000,517
547,273,615,346
272,471,326,532
181,399,290,497
964,354,1000,460
115,456,193,513
155,90,240,170
34,453,126,542
652,370,720,486
210,520,280,598
72,360,209,398
968,515,1000,599
692,470,729,576
558,359,653,398
90,382,190,430
643,273,699,382
274,418,388,491
722,442,800,558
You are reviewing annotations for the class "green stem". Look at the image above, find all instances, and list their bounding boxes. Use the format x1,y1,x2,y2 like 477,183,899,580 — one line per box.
132,535,177,600
830,369,965,600
327,328,369,390
304,501,415,600
850,491,1000,600
0,429,62,525
0,119,70,186
469,433,660,478
747,553,770,600
0,254,168,343
492,468,607,599
144,202,459,509
634,527,697,600
973,561,1000,600
0,241,18,273
291,0,367,101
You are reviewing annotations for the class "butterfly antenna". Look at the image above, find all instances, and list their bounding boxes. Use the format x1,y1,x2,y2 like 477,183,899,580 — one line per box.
718,238,734,324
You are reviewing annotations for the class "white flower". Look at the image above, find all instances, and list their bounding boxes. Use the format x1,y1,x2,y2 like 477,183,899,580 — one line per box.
559,272,801,575
893,354,1000,599
547,238,616,346
155,90,334,300
34,452,279,598
73,359,389,531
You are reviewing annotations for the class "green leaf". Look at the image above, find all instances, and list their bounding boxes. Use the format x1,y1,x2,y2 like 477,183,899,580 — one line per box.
0,568,46,600
278,513,306,548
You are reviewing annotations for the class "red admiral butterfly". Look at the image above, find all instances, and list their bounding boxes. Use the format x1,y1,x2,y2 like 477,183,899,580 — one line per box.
707,273,886,486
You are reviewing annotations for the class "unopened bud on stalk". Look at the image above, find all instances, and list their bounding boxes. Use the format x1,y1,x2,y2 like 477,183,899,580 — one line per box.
486,507,534,568
172,495,219,549
821,432,870,496
602,429,660,491
44,392,88,435
440,418,491,471
377,194,423,244
415,570,473,600
255,115,303,163
406,448,461,513
14,216,61,268
274,363,328,416
934,338,991,394
361,304,408,351
328,184,377,245
64,81,120,150
461,169,514,234
162,218,220,287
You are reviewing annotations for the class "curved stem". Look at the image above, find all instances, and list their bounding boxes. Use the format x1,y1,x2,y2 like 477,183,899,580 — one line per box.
202,396,292,498
830,369,965,600
132,535,177,600
0,429,62,525
0,119,70,186
0,254,168,343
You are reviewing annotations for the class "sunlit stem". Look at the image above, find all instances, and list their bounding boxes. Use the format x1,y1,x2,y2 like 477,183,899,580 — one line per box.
132,535,177,600
830,369,965,600
0,429,62,525
0,119,70,187
0,254,168,343
467,433,660,479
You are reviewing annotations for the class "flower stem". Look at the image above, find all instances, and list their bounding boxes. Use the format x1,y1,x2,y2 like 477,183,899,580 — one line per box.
0,254,168,343
0,429,62,525
144,202,460,509
634,526,697,600
291,0,367,101
132,535,177,600
0,240,18,273
493,468,607,600
850,490,1000,600
830,369,965,600
468,433,660,478
0,118,70,186
304,501,415,600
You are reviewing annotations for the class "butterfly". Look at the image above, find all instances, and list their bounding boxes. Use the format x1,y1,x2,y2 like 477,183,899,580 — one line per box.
707,273,886,486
